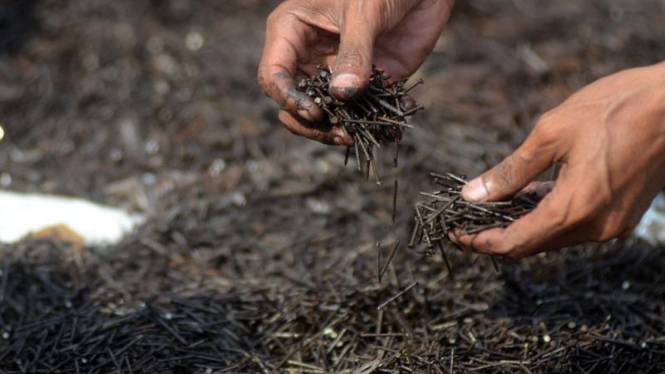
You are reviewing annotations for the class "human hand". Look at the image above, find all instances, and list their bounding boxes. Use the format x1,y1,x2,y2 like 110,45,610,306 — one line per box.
258,0,454,145
453,63,665,258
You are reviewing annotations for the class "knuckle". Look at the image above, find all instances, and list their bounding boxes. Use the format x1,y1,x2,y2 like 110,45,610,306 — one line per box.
266,11,279,29
268,6,298,29
532,118,559,147
311,130,334,145
490,159,515,189
266,3,287,26
336,46,367,68
532,108,565,146
537,110,552,123
257,68,269,93
537,109,557,127
312,129,324,142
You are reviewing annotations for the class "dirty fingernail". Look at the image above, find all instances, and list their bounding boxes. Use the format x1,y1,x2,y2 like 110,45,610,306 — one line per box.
462,177,489,202
330,73,362,99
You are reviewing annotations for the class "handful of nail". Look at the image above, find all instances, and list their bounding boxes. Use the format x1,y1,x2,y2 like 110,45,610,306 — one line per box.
411,173,537,273
298,66,424,182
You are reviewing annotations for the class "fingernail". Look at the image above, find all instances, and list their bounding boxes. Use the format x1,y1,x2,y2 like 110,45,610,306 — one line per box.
399,96,417,111
331,73,360,88
297,109,312,121
333,137,342,145
462,177,489,202
330,73,361,99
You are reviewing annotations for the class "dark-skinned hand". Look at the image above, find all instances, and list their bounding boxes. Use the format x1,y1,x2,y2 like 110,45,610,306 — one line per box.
258,0,454,145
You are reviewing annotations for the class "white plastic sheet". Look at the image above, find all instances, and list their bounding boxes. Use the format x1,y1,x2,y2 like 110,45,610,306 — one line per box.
0,190,144,245
635,192,665,246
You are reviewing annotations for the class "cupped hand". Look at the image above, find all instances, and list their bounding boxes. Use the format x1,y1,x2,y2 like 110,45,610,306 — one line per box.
453,63,665,258
258,0,454,145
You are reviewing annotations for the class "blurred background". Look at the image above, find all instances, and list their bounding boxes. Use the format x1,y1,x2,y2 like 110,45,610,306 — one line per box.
1,0,665,372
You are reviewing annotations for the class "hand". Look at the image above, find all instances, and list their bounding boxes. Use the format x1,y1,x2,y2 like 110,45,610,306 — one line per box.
453,63,665,258
258,0,454,145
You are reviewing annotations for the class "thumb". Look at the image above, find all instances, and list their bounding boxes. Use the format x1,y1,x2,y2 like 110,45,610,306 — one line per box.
330,6,377,100
462,128,560,202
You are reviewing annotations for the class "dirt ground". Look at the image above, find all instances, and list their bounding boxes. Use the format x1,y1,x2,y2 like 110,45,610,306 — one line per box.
1,0,665,373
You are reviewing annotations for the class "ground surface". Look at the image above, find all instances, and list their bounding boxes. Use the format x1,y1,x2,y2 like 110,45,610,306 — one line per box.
1,0,665,373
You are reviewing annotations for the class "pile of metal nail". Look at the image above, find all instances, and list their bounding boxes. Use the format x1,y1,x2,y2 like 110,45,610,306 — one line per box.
410,173,536,274
0,263,267,374
3,238,665,373
298,66,423,183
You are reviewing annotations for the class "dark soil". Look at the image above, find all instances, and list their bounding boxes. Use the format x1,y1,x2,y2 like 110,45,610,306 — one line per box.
1,0,665,373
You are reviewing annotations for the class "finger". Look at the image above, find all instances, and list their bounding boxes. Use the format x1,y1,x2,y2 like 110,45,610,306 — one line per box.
448,228,471,253
448,181,557,254
456,223,588,258
258,13,323,122
279,111,354,146
455,174,590,258
330,4,378,100
462,124,561,203
518,181,556,202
